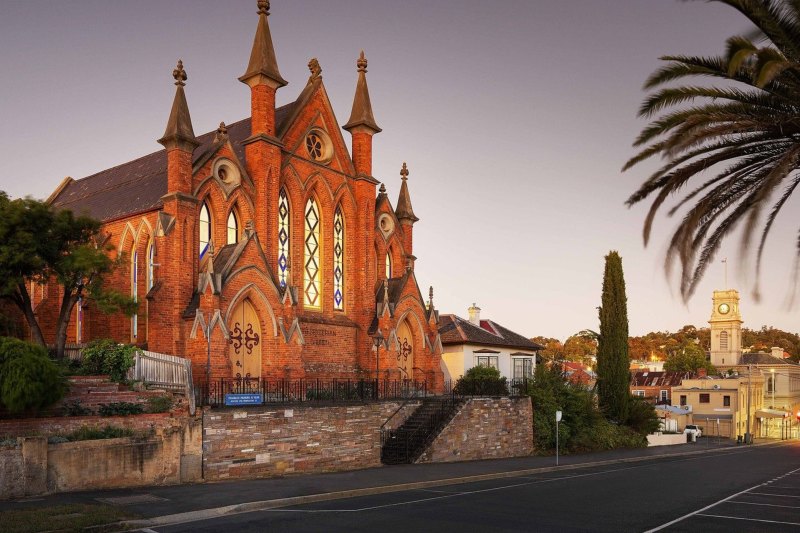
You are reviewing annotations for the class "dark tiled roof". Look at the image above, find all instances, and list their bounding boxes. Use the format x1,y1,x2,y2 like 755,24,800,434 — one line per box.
212,244,237,272
50,103,296,222
741,352,798,365
630,371,694,387
438,314,543,351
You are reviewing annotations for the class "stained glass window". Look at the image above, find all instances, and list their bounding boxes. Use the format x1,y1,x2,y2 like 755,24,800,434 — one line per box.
304,197,321,309
385,251,392,279
333,206,344,310
227,210,238,245
199,202,211,258
146,240,155,291
278,189,290,288
306,132,323,160
131,250,138,340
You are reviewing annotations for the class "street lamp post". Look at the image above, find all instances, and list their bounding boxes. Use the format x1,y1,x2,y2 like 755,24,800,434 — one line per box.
373,330,384,399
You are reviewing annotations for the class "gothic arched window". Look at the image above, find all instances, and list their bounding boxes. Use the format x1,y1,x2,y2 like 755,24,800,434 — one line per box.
131,249,138,341
75,297,83,344
304,197,321,309
146,240,155,291
720,330,729,350
333,206,344,310
227,209,239,245
385,251,392,279
278,189,290,288
199,202,211,258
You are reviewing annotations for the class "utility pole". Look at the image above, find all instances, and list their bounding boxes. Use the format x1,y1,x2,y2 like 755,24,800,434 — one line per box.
746,364,752,444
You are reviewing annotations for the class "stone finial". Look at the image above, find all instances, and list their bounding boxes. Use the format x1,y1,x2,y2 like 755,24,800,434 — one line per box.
394,161,418,223
429,286,433,302
383,280,390,301
379,183,386,194
400,162,409,181
214,122,228,143
245,219,255,233
308,58,322,80
357,50,368,73
257,0,270,15
173,60,187,87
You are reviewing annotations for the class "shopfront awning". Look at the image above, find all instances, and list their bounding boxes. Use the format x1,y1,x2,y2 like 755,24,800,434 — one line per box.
756,409,790,419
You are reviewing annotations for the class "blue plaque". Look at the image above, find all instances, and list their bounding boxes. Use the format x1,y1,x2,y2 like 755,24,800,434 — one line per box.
224,393,263,406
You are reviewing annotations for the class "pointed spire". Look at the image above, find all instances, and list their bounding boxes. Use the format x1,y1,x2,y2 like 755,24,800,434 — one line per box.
239,0,287,88
394,162,419,222
158,60,199,152
343,50,381,133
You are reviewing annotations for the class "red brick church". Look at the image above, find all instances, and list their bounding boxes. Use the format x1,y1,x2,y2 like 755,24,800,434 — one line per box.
38,1,445,387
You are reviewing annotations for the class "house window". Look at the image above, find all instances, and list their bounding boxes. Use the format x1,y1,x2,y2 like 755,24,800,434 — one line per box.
278,189,290,288
304,197,321,309
680,395,687,406
476,356,498,370
723,395,730,407
660,390,668,402
633,390,645,398
720,331,728,350
227,210,238,245
699,393,710,403
513,358,532,379
767,375,775,393
385,251,392,278
199,202,211,258
333,206,344,310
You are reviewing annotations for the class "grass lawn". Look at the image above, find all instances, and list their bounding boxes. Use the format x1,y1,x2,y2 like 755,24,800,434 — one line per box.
0,503,137,533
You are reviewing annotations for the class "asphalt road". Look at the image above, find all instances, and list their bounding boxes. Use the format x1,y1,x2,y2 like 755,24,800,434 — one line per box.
145,441,800,533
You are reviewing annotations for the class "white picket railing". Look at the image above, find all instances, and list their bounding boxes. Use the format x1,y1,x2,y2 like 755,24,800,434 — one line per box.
127,350,196,415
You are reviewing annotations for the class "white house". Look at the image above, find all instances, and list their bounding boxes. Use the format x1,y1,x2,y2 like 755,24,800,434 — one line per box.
439,304,543,382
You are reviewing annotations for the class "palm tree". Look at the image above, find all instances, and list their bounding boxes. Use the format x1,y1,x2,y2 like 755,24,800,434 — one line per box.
625,0,800,300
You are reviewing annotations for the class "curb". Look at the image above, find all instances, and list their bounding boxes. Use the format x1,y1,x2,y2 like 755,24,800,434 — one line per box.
114,440,787,531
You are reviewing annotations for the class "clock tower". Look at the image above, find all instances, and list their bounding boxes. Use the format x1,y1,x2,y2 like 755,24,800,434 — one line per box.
708,289,742,367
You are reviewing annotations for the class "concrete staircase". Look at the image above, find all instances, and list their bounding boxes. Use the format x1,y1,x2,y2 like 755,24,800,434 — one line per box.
381,397,464,465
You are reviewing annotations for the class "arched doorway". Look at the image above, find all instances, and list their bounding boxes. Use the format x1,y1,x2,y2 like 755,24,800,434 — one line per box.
396,320,414,379
228,299,262,380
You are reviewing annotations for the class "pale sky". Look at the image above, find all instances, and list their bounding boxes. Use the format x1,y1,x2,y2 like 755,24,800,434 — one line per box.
0,0,797,341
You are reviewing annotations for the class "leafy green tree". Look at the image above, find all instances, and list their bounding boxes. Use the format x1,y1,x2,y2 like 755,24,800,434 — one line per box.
0,192,135,359
624,0,800,299
0,337,66,413
597,251,630,423
664,342,716,374
530,336,564,361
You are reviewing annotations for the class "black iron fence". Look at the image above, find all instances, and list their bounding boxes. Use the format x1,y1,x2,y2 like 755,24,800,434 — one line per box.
195,378,429,407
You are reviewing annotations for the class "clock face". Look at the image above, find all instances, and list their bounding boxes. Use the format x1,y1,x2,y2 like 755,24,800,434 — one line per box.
718,303,730,315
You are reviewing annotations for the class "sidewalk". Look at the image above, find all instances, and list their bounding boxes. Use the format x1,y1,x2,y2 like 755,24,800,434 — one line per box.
0,437,770,527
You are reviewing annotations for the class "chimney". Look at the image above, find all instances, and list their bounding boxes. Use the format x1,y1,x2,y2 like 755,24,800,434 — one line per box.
468,303,481,325
772,346,784,359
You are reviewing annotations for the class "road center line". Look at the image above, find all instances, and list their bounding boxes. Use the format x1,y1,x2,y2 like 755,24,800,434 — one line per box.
644,465,800,532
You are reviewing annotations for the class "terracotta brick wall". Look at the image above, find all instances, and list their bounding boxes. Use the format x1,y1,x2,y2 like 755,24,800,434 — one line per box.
202,401,419,480
416,397,533,463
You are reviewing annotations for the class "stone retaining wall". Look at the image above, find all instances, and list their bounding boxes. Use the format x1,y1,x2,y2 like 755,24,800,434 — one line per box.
0,413,174,439
202,401,419,480
416,397,533,463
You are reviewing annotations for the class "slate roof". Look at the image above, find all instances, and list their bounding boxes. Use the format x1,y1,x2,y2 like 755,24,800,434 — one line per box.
438,314,543,351
49,103,296,222
630,371,694,388
741,352,799,366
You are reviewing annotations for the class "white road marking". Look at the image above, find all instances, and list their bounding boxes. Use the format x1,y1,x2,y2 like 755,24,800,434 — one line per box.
644,465,800,532
696,513,800,526
747,491,800,498
725,500,800,509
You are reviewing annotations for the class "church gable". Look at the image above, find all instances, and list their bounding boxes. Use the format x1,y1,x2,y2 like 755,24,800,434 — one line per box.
280,77,355,178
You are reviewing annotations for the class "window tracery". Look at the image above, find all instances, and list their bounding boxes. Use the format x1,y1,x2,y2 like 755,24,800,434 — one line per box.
304,197,321,309
278,189,290,288
334,206,344,310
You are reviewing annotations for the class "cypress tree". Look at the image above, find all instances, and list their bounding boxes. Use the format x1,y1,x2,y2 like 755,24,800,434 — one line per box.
597,251,630,423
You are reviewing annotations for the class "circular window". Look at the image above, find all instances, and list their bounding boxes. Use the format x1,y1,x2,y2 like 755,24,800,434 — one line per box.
305,129,333,164
212,158,241,187
378,213,394,238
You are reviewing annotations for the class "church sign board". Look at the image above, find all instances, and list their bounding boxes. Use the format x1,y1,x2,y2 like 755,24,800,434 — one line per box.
224,393,264,406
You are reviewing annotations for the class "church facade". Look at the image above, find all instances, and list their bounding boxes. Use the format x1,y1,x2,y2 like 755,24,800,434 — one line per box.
38,1,445,387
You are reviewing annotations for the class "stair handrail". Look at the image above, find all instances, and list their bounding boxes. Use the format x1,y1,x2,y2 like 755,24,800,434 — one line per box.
401,397,460,463
380,384,424,444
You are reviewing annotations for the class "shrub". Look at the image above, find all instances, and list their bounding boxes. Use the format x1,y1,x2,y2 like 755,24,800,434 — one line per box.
98,402,143,416
61,400,92,417
0,337,67,413
63,425,134,441
146,395,173,413
81,339,137,382
626,396,661,435
454,365,508,396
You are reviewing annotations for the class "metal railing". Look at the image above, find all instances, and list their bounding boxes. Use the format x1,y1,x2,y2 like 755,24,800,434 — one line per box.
128,350,195,415
195,378,429,407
